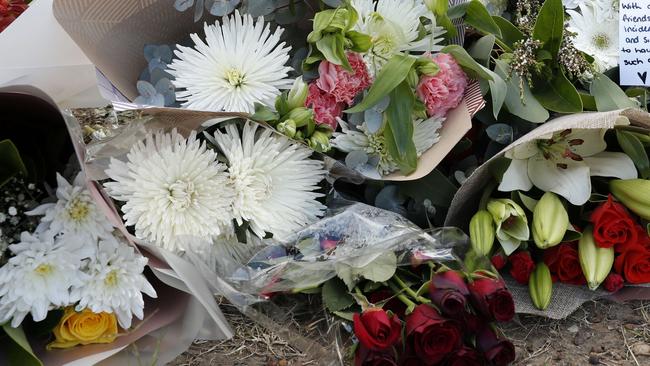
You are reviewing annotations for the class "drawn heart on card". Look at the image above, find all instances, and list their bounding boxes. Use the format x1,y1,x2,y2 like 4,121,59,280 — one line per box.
639,71,648,84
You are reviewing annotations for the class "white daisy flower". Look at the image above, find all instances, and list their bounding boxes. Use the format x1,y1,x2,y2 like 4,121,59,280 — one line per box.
350,0,445,73
331,116,443,175
26,172,114,241
168,10,293,113
104,130,235,252
567,3,618,72
75,235,156,329
206,122,326,241
562,0,583,9
593,0,619,22
0,232,88,327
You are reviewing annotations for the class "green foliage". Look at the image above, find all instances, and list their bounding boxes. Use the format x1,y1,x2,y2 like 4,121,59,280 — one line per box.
590,73,638,111
398,169,458,208
532,0,564,59
464,1,502,38
322,278,354,312
0,140,27,188
617,130,650,179
440,45,494,81
532,71,582,113
494,59,549,123
384,82,418,175
2,325,42,366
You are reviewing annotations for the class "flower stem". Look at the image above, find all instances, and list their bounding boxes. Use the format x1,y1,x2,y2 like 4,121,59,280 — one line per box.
392,275,431,304
387,281,416,310
479,179,498,211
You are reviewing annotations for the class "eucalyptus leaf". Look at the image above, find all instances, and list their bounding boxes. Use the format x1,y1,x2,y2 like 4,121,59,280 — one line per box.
464,1,502,37
483,66,507,117
492,16,524,49
590,73,637,111
375,185,408,216
384,82,418,175
346,54,416,113
532,0,564,58
486,123,513,144
440,45,493,81
242,0,273,17
532,71,583,113
174,0,194,11
322,278,354,312
398,169,457,207
345,150,369,169
494,59,549,123
579,91,597,110
469,35,496,67
194,0,205,21
364,108,383,133
617,130,650,179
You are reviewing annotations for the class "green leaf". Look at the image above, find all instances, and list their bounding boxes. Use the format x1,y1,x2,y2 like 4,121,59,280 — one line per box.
437,14,458,39
346,54,416,113
490,157,512,182
251,103,280,122
322,278,355,312
335,252,398,290
0,140,28,188
516,191,539,211
532,0,564,58
561,228,582,243
399,169,458,207
494,59,549,123
492,16,524,49
441,45,493,80
464,1,502,37
579,92,597,110
333,311,355,321
2,325,42,366
384,82,418,175
447,3,468,19
469,35,496,67
532,71,583,113
316,33,351,71
358,252,398,283
590,73,637,111
483,66,507,118
346,30,372,52
617,130,650,179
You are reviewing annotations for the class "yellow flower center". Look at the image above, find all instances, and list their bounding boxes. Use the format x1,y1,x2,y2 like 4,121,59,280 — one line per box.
35,264,53,276
104,270,119,287
67,198,90,222
225,68,245,87
592,33,610,50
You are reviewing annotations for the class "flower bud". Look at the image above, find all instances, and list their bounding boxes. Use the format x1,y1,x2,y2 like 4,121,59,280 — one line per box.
532,192,569,249
470,210,496,257
277,119,297,138
308,130,331,152
406,68,419,89
610,179,650,220
416,56,440,76
287,78,309,110
423,0,437,13
487,199,530,255
528,263,552,310
283,107,313,127
578,226,614,290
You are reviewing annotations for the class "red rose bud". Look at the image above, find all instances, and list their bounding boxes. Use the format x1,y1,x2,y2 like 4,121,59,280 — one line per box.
591,195,638,252
468,274,515,323
543,242,587,285
405,304,462,365
429,271,469,317
509,251,535,285
447,346,485,366
354,346,398,366
353,309,402,351
604,273,624,292
477,326,516,366
491,252,507,270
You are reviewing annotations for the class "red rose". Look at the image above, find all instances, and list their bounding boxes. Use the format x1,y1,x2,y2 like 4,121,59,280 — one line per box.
405,304,462,365
591,195,638,251
603,273,624,292
353,309,402,351
543,242,587,285
367,289,407,319
447,346,484,366
468,273,515,323
509,251,535,284
491,252,507,270
429,270,469,317
614,244,650,284
354,346,398,366
0,0,27,32
477,326,516,366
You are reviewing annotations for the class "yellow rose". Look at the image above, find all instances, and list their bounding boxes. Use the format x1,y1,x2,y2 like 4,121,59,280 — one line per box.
48,307,119,349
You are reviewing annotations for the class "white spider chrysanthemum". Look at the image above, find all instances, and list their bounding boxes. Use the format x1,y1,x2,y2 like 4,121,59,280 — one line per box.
76,236,156,329
350,0,445,73
168,10,293,113
104,130,235,252
26,172,114,241
567,3,618,72
332,116,443,175
206,122,326,241
0,232,87,327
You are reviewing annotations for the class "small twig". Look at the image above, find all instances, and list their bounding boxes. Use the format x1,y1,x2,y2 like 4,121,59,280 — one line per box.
621,325,641,366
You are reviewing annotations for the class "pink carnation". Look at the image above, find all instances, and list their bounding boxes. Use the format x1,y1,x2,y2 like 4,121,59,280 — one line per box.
316,52,372,105
416,53,468,118
306,83,344,130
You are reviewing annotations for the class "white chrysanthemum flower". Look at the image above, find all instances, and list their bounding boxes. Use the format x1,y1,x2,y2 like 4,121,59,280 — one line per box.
76,235,156,329
206,122,326,240
0,232,87,327
351,0,445,73
332,116,443,175
593,0,618,22
562,0,583,9
168,10,293,113
567,3,618,72
104,130,235,251
26,172,114,241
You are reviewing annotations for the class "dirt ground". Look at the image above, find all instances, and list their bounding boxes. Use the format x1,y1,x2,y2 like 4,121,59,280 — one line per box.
171,300,650,366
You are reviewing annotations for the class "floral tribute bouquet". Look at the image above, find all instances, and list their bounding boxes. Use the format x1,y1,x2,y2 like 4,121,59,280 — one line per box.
446,108,650,316
220,203,517,365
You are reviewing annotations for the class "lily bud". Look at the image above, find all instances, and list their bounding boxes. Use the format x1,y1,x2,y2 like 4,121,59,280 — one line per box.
469,210,496,257
487,199,530,255
610,179,650,220
287,78,309,110
406,68,420,89
277,119,297,138
308,130,331,152
528,263,552,310
579,226,614,290
532,192,569,249
416,57,440,76
283,107,313,127
423,0,437,13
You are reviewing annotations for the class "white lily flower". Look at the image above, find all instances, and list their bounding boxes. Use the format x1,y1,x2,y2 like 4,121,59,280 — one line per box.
498,128,638,206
